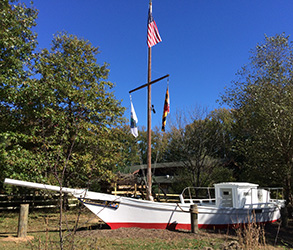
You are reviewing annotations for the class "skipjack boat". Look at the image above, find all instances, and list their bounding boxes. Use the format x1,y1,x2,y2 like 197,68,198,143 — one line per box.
4,178,285,230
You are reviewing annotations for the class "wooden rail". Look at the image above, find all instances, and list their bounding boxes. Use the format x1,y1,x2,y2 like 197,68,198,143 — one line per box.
1,184,183,210
0,193,78,211
111,184,180,202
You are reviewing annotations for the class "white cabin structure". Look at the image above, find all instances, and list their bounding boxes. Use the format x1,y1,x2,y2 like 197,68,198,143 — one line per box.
214,182,270,208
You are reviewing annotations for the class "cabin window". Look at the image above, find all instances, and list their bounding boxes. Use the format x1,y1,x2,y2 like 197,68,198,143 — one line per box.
220,188,233,207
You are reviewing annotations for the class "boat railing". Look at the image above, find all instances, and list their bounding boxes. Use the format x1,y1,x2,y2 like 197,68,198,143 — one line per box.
180,187,215,204
242,187,284,208
265,187,284,200
260,187,285,208
255,187,284,204
243,202,278,209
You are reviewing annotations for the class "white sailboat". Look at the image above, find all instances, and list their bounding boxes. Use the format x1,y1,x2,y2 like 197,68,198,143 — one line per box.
4,178,285,230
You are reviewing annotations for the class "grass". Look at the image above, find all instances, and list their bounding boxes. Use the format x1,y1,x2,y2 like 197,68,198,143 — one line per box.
0,209,291,249
0,208,101,249
72,238,208,250
87,238,209,250
0,209,225,250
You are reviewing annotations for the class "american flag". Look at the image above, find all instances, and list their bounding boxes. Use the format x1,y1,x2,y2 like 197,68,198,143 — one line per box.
147,3,162,48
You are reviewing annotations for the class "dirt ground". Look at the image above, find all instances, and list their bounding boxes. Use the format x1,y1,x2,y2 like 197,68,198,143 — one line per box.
77,226,226,241
0,212,292,249
76,220,293,249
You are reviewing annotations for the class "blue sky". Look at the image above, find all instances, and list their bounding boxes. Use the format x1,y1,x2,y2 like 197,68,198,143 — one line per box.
21,0,293,130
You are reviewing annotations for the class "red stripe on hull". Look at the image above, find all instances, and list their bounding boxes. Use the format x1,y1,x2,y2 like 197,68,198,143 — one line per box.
107,219,278,230
107,222,190,230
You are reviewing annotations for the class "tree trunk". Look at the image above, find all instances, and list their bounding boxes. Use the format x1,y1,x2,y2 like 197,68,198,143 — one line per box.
59,189,64,250
282,160,292,227
284,159,292,205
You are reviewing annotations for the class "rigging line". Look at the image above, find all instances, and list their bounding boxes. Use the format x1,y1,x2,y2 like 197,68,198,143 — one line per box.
151,68,165,77
176,203,189,213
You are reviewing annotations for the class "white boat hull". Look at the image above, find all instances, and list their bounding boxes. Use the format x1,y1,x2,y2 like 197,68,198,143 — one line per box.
76,191,281,230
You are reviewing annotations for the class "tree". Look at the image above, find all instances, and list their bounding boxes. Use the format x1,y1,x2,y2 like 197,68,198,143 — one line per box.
0,2,126,248
28,32,125,187
23,32,125,248
113,124,141,172
0,0,38,186
208,108,234,160
0,0,37,85
1,31,126,190
165,107,234,188
222,33,293,205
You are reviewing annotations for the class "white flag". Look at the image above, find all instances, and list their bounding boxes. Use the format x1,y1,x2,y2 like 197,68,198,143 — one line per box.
130,100,138,137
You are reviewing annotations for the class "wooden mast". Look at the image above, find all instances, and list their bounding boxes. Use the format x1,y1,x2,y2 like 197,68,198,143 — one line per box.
147,0,153,200
129,0,168,201
147,50,152,200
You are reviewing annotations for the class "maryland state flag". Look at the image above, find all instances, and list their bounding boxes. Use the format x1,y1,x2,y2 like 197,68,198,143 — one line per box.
161,86,170,132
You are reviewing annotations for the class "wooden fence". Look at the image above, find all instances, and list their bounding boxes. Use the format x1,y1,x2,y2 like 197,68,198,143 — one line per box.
0,184,181,211
112,184,180,203
0,192,78,211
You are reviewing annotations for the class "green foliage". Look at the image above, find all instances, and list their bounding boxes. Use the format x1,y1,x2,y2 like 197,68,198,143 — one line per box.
0,1,126,191
0,0,38,188
222,33,293,201
26,32,125,188
1,132,46,182
113,125,140,172
209,166,235,184
0,0,37,84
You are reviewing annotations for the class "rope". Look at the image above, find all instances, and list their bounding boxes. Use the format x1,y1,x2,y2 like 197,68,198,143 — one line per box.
176,203,190,213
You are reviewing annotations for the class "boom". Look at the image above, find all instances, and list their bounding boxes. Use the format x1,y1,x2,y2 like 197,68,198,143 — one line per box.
4,178,87,196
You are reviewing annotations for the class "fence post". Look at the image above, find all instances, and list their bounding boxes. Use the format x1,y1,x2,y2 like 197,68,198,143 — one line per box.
17,204,29,237
134,184,137,197
114,183,117,196
190,204,198,233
